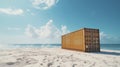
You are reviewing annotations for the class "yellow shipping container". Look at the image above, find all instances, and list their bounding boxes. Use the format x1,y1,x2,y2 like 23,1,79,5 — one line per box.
62,28,100,52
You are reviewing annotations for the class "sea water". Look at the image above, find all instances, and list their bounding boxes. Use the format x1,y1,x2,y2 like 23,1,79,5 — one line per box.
101,44,120,51
0,44,120,51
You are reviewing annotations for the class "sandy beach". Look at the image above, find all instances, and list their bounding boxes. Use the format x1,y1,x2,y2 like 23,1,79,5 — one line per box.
0,48,119,67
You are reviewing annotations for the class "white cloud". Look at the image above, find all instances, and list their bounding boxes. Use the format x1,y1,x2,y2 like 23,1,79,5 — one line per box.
100,32,120,44
100,32,107,39
25,24,37,38
25,19,69,43
61,25,69,35
8,27,21,31
0,8,24,15
32,0,59,10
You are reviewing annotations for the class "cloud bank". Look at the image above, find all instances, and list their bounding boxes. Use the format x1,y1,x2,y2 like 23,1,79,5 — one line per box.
0,8,24,15
25,19,69,43
32,0,59,10
100,32,120,44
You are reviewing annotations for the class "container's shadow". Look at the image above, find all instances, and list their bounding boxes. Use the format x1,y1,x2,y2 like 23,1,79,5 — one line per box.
92,51,120,56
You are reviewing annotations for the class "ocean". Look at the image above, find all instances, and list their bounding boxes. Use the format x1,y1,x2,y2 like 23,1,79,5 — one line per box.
0,44,120,51
100,44,120,51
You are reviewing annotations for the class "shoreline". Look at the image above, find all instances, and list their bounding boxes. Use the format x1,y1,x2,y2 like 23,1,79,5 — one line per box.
0,48,120,67
0,47,120,52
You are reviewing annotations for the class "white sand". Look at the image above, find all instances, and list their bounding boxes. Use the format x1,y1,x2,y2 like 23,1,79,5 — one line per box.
0,48,119,67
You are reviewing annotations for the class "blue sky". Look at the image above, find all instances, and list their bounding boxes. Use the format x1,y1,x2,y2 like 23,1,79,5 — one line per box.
0,0,120,44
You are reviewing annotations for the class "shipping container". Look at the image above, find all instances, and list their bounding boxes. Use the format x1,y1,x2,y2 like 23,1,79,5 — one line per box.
62,28,100,52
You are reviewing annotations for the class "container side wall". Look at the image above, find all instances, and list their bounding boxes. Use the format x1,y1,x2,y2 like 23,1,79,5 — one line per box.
82,29,86,51
69,30,84,51
65,34,71,49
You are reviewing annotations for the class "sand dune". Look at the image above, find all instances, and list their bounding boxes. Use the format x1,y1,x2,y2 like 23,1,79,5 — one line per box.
0,48,120,67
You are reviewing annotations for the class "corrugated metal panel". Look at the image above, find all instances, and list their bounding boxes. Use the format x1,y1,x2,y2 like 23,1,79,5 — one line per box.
65,34,71,49
62,29,85,51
